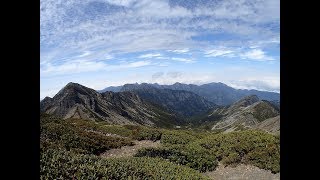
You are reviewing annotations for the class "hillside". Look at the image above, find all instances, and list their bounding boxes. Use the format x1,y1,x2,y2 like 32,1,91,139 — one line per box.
40,82,182,127
40,114,280,179
254,115,280,135
192,95,280,132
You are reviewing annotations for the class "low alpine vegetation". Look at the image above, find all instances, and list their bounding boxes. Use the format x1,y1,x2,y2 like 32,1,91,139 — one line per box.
40,149,208,180
136,130,280,173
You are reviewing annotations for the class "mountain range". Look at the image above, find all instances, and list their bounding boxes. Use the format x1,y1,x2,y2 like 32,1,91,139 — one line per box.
41,82,280,133
40,82,183,127
99,82,279,106
120,83,217,117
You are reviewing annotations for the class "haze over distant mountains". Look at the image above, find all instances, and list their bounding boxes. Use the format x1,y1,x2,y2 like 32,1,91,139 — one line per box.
99,82,280,106
41,82,280,133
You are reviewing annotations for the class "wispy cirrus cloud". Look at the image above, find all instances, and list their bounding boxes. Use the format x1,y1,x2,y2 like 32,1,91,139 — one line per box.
171,57,195,63
126,60,152,67
204,49,234,57
41,60,153,77
138,53,162,58
41,0,279,59
204,47,275,61
168,48,189,54
40,0,279,98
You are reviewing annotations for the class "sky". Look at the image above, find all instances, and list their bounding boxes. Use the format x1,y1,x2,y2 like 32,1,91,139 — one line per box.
40,0,280,100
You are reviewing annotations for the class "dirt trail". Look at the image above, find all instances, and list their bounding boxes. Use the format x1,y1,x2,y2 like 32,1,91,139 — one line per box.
203,163,280,180
100,140,160,158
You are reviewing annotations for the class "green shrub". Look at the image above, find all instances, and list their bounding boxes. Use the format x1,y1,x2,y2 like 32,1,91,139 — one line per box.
160,130,199,145
137,130,280,173
221,152,241,166
40,149,208,180
128,126,162,141
64,118,133,137
135,146,218,172
194,130,280,173
41,122,133,155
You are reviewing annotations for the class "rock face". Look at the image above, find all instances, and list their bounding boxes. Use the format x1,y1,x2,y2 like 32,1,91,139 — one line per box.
120,83,217,117
40,82,181,127
99,82,280,106
203,95,280,132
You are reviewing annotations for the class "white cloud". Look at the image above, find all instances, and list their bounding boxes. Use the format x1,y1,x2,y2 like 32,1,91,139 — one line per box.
40,0,279,98
204,49,234,57
126,60,152,67
168,48,189,54
240,49,275,61
105,0,137,7
41,60,107,77
138,53,162,58
171,57,195,63
227,79,280,93
41,59,152,77
41,0,279,63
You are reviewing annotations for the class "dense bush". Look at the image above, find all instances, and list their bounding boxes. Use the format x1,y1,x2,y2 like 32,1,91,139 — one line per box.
136,146,218,172
64,118,133,137
137,130,280,173
125,125,162,141
160,130,201,145
195,130,280,173
41,122,133,155
40,149,208,180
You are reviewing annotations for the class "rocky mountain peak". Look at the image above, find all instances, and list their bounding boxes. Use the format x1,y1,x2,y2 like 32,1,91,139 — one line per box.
233,95,260,108
56,82,98,98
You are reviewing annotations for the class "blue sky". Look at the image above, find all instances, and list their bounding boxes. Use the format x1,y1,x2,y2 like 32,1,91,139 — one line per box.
40,0,280,99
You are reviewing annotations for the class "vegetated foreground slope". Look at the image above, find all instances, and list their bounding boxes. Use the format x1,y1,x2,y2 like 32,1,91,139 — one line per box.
40,114,207,179
100,82,280,106
40,82,183,128
40,114,280,179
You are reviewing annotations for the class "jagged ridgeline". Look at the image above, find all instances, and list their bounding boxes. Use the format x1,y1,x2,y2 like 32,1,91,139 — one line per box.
40,82,184,128
40,82,280,179
99,82,280,106
41,82,279,133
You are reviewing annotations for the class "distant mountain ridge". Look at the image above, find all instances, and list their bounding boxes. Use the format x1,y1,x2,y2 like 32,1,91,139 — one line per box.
120,83,217,117
40,82,183,127
99,82,280,106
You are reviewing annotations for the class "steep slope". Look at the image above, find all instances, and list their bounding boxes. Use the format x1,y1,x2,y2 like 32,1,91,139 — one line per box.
192,95,279,132
99,82,280,106
40,82,182,127
254,115,280,135
120,83,217,117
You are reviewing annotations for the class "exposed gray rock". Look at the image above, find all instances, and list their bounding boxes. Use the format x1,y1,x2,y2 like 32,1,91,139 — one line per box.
120,83,217,117
205,95,280,131
40,82,181,127
255,115,280,135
